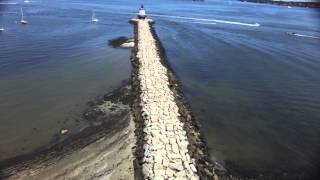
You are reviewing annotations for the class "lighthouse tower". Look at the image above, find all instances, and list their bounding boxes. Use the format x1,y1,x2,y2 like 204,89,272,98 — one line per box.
138,4,146,19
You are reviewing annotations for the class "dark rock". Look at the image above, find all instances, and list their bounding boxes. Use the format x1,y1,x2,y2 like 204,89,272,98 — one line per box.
108,36,134,48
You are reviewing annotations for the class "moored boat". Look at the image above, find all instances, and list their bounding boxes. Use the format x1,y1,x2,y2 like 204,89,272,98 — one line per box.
20,8,28,24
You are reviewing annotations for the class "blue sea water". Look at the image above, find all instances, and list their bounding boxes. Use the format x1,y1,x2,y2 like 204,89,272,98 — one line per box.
1,0,319,178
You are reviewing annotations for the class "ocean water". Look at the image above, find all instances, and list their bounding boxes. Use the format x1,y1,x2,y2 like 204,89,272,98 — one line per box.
0,0,134,160
153,0,320,178
1,0,320,178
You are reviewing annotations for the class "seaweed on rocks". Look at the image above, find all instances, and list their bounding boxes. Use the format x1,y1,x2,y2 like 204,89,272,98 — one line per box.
129,19,145,180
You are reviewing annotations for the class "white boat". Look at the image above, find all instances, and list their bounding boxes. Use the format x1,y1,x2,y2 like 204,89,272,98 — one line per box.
91,10,99,22
20,8,28,24
0,27,4,32
24,0,30,3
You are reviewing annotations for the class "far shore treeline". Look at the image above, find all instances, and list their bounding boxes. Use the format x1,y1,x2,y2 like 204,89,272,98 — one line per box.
239,0,320,8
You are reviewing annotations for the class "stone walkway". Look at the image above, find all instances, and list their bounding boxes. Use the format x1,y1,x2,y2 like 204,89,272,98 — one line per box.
133,18,199,180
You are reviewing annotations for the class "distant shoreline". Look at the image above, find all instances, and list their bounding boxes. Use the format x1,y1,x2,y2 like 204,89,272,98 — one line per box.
240,0,320,8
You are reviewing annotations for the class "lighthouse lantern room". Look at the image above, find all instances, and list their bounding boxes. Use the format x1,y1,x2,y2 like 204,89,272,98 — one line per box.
138,4,146,19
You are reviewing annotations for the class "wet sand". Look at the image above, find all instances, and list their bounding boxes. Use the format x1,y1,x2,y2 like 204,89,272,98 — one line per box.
0,85,137,180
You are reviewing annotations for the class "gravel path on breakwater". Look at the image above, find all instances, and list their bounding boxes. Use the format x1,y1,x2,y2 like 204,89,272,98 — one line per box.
131,18,200,180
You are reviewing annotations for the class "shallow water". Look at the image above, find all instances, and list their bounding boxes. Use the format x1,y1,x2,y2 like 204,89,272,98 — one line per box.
1,0,320,178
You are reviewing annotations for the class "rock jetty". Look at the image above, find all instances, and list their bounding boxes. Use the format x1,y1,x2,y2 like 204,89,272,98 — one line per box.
130,18,216,180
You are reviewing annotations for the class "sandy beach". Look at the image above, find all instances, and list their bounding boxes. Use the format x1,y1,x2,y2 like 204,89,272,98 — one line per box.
0,85,137,180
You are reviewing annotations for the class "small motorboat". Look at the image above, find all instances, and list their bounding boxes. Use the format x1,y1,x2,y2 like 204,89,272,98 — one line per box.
0,27,5,32
20,8,28,24
286,32,320,39
286,32,296,36
138,4,146,19
91,10,99,23
24,0,30,3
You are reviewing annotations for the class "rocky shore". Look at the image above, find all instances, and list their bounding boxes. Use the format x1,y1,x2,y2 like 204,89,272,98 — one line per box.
130,18,218,180
109,36,135,48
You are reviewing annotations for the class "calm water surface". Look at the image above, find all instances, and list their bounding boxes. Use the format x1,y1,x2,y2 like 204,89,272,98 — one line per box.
1,0,320,178
0,0,134,160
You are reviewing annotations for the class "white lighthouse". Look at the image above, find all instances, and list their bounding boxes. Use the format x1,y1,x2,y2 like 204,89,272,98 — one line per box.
138,4,146,19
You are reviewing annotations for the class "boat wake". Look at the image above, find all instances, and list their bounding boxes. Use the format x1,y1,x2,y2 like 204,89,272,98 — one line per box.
0,2,17,5
89,11,258,27
292,33,320,39
148,13,260,27
169,19,217,25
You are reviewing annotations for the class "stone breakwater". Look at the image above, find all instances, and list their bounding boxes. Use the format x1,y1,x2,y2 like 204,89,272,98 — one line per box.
131,19,218,179
132,18,198,180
